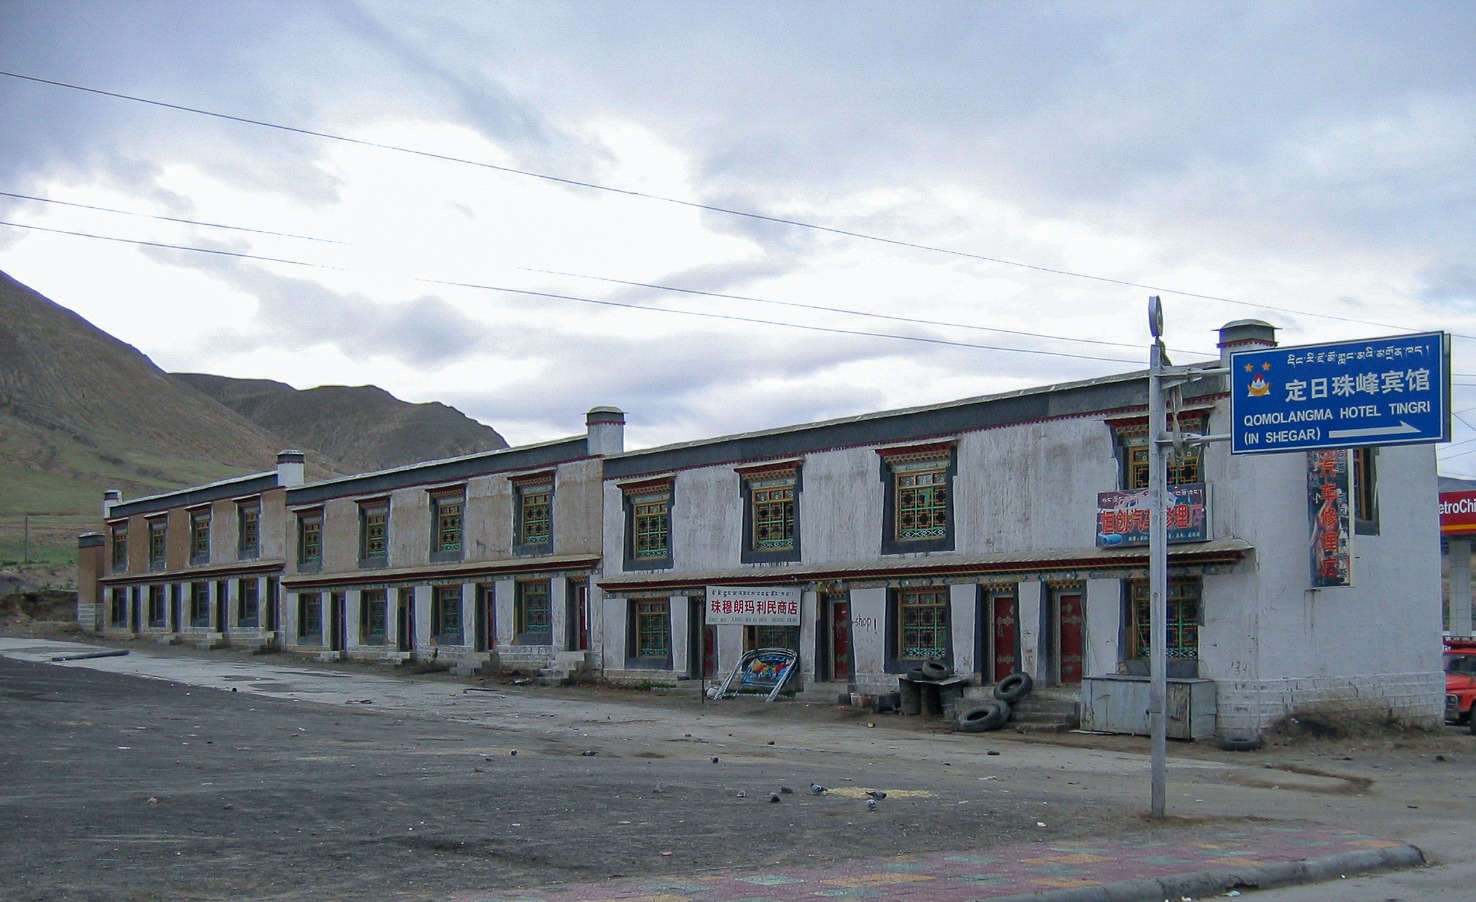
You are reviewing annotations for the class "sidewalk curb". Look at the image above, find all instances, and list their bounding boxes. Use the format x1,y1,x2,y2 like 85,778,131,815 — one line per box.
985,844,1426,902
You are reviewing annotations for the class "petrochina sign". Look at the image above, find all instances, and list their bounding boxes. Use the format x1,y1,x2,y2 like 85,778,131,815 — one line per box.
1441,491,1476,535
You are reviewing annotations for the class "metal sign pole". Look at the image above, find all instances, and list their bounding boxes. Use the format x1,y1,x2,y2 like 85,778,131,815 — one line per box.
1147,303,1169,820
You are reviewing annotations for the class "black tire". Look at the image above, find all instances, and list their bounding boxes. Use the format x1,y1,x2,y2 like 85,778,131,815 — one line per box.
905,666,926,682
957,700,1011,733
993,672,1034,704
1470,713,1476,737
920,660,951,681
1216,735,1264,752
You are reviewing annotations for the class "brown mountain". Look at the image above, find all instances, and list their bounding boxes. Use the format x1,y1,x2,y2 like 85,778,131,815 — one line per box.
172,374,508,473
0,269,342,576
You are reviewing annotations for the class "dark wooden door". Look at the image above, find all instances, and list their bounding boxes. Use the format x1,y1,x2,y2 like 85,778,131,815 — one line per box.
1057,590,1085,684
991,594,1018,683
829,599,852,682
330,593,346,652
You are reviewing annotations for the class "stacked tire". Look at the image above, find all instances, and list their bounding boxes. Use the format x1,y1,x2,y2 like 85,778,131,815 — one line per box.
956,672,1034,733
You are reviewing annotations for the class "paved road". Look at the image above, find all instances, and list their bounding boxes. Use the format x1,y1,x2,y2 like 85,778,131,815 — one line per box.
1,637,1470,901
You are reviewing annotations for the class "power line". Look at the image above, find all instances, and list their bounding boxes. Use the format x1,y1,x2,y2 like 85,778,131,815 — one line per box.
525,267,1214,358
2,68,1467,342
0,191,344,244
0,220,347,270
0,219,1140,365
2,185,1210,357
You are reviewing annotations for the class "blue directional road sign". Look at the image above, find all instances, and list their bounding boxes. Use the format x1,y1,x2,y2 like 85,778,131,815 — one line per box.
1230,331,1450,455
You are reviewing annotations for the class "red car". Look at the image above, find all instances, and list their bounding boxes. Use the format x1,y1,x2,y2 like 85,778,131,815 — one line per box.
1444,637,1476,731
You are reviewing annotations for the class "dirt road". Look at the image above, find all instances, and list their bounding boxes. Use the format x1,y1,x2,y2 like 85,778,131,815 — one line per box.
2,635,1473,901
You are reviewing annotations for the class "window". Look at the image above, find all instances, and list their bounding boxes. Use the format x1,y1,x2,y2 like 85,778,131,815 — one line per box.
110,524,128,573
238,502,261,559
297,510,323,569
895,588,950,662
634,499,668,557
1120,420,1203,489
1130,578,1201,668
298,593,323,641
1353,447,1379,535
359,501,389,567
621,477,674,569
110,588,128,627
430,490,464,561
238,579,260,627
148,518,167,570
514,480,553,553
745,624,799,651
189,510,211,564
189,582,210,627
515,580,552,645
879,444,956,555
630,598,671,663
148,585,166,627
433,585,463,642
738,463,801,564
360,589,388,645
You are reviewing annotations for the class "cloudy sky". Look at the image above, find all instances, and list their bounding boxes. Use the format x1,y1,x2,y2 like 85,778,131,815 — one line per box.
2,1,1475,475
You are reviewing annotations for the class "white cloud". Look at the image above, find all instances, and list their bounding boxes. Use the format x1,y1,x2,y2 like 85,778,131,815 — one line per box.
2,0,1475,474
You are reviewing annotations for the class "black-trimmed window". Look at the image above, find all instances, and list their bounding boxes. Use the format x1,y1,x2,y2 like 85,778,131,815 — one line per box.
148,518,167,570
627,597,671,666
1128,577,1201,678
238,578,260,627
515,580,552,645
621,479,674,570
1118,419,1204,489
360,589,387,645
879,445,956,555
189,581,210,627
885,587,952,672
1353,448,1379,535
189,510,211,564
432,584,463,643
739,463,801,564
110,588,128,627
110,523,128,573
513,475,554,555
298,593,323,641
297,510,323,570
359,500,389,567
148,585,166,627
427,488,464,562
238,502,261,560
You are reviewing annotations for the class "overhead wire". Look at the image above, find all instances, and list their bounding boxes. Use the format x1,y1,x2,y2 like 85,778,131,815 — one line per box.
0,191,344,244
0,219,1141,364
0,192,1196,357
2,68,1471,342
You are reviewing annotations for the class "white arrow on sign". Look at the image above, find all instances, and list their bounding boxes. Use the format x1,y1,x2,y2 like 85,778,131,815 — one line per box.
1328,421,1422,440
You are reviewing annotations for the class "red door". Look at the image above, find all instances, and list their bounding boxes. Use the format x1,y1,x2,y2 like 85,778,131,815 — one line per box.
829,599,851,682
703,625,717,678
991,594,1018,683
1057,590,1085,684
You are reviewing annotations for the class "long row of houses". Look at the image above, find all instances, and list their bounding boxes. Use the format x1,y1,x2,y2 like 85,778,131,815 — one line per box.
77,320,1446,740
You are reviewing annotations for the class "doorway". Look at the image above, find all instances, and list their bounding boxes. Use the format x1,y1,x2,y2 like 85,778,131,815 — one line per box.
822,593,852,684
566,579,590,652
474,584,491,652
1050,585,1085,685
397,588,416,653
216,580,230,635
986,588,1019,683
330,592,346,652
